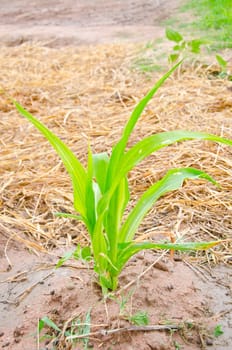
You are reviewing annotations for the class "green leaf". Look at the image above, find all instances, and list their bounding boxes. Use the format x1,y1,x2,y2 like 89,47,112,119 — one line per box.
189,39,205,53
166,28,183,43
86,147,97,234
39,316,61,333
13,101,87,217
38,319,45,333
173,45,181,51
216,54,227,69
93,152,110,194
118,240,223,271
129,311,149,326
91,213,108,272
121,130,232,176
169,53,179,63
214,324,224,337
73,245,92,261
81,246,92,261
56,251,74,268
104,176,130,263
82,309,91,350
106,61,183,189
119,167,217,243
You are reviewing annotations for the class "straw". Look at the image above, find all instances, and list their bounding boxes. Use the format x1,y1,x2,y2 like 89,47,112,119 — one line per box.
0,42,231,264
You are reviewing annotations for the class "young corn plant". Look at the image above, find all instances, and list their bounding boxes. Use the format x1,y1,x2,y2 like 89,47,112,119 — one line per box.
13,62,232,293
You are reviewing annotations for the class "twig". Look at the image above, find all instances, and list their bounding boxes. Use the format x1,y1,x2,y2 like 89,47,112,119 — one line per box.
66,323,181,340
0,298,18,305
100,324,181,335
0,271,54,305
0,270,28,283
183,259,209,282
116,250,168,295
4,234,15,270
211,308,232,320
15,271,54,303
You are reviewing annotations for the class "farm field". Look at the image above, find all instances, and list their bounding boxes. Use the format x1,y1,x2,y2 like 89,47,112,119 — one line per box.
0,1,231,349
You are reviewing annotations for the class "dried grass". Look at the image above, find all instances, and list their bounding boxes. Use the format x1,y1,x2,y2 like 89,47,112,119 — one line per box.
0,43,231,264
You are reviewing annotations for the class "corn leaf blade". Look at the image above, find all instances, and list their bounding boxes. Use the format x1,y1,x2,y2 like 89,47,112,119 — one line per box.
119,167,217,243
14,101,87,217
97,130,232,217
85,147,97,234
105,176,130,263
92,152,110,194
118,240,223,271
122,130,232,175
106,61,183,188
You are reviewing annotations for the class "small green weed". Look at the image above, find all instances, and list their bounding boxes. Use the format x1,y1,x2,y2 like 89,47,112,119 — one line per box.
174,341,182,350
215,54,232,80
38,310,91,349
214,324,224,337
56,244,92,268
114,290,149,326
165,28,206,64
12,62,232,294
116,290,134,316
132,57,163,73
128,311,149,326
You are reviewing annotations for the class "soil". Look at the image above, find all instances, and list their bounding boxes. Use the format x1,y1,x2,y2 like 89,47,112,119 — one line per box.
0,1,231,350
1,238,231,350
0,0,182,47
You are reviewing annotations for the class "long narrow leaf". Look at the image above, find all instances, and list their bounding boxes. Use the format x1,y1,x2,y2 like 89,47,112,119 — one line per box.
39,316,61,333
92,152,110,194
117,240,223,272
92,213,108,272
106,61,183,189
122,130,232,175
14,101,87,217
119,167,217,243
105,176,130,263
85,147,97,234
97,130,232,216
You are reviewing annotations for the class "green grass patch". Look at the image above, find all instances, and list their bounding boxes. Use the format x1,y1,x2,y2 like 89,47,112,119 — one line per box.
181,0,232,49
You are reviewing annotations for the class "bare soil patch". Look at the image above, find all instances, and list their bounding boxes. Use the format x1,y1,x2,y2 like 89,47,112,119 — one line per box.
0,0,182,47
1,240,231,350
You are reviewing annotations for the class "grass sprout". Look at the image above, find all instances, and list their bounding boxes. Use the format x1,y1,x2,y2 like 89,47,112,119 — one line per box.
214,324,224,337
128,311,150,326
38,310,91,350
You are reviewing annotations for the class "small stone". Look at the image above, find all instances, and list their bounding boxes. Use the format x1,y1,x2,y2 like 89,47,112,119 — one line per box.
2,342,10,348
205,338,214,346
66,284,75,290
166,284,174,291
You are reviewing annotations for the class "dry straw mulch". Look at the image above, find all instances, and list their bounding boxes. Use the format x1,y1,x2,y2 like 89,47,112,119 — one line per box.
0,43,231,266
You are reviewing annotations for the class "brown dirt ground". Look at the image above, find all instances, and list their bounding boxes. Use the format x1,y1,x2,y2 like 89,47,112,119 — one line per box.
0,0,181,47
0,1,232,350
0,239,231,350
